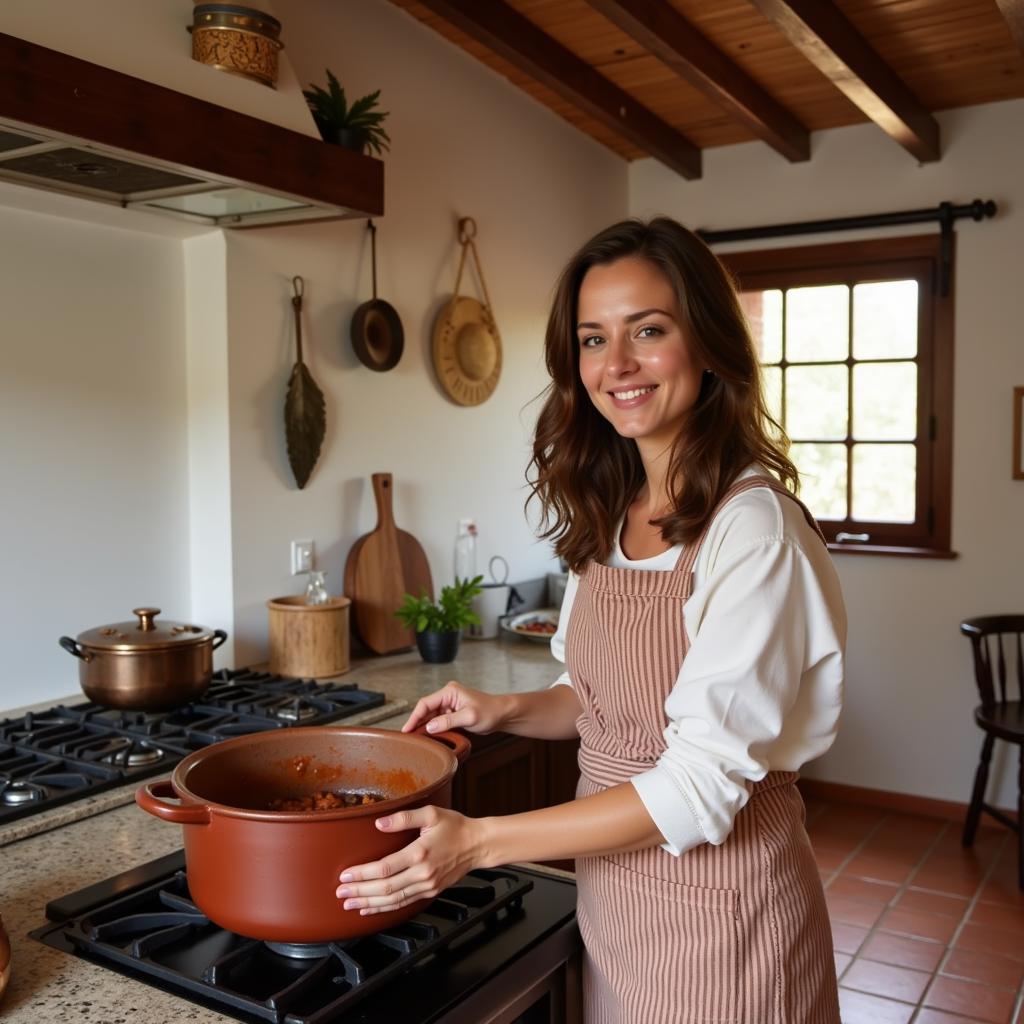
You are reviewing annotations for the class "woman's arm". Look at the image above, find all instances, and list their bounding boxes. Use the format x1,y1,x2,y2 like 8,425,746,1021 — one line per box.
403,679,582,741
336,783,664,916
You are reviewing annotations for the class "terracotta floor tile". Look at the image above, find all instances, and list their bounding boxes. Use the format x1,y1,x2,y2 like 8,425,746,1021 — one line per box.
841,958,932,1002
955,923,1024,962
837,987,915,1024
942,947,1024,989
826,875,900,906
912,863,987,899
831,921,870,954
923,975,1017,1023
827,894,886,928
980,875,1024,908
915,1009,994,1024
935,828,1006,864
834,950,853,978
968,900,1024,936
843,853,918,884
860,931,945,972
877,907,960,943
895,888,970,919
813,845,847,871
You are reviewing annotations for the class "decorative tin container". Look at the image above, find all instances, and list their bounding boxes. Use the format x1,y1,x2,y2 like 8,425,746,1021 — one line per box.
189,4,283,89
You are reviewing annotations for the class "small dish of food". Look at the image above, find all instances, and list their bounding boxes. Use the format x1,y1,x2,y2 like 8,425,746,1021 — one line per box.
503,609,560,643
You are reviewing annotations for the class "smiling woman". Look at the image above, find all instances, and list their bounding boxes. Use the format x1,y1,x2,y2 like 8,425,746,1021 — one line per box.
334,218,846,1024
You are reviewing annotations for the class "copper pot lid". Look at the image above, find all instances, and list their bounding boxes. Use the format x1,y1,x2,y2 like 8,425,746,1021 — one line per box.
77,608,217,652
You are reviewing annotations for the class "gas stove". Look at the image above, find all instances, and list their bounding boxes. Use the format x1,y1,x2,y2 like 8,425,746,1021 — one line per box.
0,668,386,823
32,850,580,1023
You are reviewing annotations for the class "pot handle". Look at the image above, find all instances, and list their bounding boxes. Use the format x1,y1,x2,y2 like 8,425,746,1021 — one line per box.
211,629,228,650
58,636,93,662
136,780,210,825
414,726,471,764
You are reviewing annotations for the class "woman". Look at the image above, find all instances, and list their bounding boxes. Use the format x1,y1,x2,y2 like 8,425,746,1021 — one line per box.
337,217,846,1023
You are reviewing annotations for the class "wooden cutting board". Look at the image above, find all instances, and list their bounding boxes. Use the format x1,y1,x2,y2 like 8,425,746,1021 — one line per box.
344,473,434,654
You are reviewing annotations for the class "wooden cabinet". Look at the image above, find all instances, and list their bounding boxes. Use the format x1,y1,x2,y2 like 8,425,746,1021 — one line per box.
452,733,580,818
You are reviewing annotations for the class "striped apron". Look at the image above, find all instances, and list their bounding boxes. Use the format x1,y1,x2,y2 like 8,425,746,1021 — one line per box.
568,476,839,1024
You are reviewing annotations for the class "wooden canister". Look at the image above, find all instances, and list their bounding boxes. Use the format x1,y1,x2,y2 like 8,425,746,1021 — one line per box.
267,596,350,678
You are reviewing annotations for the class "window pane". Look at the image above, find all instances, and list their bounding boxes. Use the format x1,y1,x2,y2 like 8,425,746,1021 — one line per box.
786,284,849,362
785,365,848,439
740,289,783,364
853,362,917,440
853,280,918,359
852,444,916,522
762,365,782,425
792,443,847,520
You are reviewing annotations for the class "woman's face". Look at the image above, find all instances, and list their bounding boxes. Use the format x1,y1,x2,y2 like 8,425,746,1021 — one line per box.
576,256,705,455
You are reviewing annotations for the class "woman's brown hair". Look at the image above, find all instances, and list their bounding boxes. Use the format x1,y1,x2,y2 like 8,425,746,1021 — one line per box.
527,216,797,573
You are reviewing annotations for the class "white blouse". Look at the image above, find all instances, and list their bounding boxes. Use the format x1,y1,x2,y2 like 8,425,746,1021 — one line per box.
550,467,846,857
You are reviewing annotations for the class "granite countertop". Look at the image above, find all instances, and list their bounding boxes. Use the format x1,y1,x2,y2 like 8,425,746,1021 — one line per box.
0,634,563,1024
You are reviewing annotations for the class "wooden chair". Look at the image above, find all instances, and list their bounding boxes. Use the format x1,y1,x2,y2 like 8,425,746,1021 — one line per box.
960,616,1024,888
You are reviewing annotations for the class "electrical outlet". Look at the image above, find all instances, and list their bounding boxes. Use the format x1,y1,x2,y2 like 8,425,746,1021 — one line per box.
290,539,314,575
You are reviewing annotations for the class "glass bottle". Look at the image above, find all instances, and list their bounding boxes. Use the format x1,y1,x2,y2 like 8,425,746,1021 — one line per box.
454,518,477,583
304,570,329,606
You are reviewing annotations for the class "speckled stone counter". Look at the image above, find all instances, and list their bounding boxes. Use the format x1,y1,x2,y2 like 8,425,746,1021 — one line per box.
0,635,562,1023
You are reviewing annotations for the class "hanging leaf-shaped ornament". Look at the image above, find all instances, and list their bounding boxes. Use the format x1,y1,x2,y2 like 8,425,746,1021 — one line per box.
284,276,326,489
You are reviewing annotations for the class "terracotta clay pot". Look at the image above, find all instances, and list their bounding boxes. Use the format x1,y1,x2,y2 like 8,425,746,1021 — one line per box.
136,726,469,943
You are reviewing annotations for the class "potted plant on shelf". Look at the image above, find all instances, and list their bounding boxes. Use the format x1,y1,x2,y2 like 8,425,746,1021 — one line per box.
395,576,483,664
302,69,391,155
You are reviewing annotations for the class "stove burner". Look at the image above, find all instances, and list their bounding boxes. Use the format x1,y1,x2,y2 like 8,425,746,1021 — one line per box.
274,702,317,722
2,781,43,805
264,939,333,958
88,738,165,768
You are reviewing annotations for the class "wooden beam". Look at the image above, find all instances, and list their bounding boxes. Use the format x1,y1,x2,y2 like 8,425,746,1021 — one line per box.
412,0,701,179
586,0,809,162
995,0,1024,57
748,0,940,162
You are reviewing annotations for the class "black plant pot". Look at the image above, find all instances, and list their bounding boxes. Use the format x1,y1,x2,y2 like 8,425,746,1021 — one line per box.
322,127,366,153
416,630,460,664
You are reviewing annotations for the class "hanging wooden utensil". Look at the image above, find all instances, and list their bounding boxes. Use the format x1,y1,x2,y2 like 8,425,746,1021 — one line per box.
284,276,326,490
431,217,502,407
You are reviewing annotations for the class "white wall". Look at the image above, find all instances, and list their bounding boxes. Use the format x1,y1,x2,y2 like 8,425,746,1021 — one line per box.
216,0,629,664
0,203,191,707
630,99,1024,810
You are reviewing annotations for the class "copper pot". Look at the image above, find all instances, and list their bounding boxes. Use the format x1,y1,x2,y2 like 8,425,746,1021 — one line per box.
136,726,470,942
59,608,228,711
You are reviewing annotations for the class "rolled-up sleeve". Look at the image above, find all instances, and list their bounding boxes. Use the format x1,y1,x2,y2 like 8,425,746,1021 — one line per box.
630,537,844,856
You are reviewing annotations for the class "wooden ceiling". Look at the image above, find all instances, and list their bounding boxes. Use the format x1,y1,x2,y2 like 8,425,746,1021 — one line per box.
388,0,1024,178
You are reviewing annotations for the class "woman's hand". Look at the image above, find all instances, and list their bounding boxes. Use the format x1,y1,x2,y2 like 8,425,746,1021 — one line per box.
402,681,511,736
336,806,486,915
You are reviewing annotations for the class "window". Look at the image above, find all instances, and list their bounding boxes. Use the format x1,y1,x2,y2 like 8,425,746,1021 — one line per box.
721,235,954,556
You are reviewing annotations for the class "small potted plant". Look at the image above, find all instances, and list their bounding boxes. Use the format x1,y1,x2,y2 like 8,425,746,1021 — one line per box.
302,69,391,155
395,576,483,664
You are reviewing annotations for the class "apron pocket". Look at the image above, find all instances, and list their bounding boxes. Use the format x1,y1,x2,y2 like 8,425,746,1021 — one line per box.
578,855,742,1024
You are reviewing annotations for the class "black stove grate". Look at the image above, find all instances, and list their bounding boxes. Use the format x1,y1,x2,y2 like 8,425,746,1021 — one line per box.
0,668,386,823
32,852,578,1024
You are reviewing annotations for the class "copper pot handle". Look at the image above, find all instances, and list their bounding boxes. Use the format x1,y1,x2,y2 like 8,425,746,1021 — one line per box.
212,629,228,650
413,726,471,764
136,780,210,825
58,636,93,662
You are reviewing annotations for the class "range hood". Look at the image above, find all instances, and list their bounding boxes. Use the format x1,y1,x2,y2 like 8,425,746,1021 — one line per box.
0,32,383,228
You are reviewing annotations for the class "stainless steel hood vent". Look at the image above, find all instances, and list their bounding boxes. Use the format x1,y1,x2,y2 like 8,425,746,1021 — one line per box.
0,33,384,228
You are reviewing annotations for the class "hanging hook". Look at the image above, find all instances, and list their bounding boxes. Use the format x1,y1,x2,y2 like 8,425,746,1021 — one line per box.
457,216,477,244
291,275,304,300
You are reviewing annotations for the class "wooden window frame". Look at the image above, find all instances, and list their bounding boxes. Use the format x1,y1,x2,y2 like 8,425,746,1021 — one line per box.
720,234,955,558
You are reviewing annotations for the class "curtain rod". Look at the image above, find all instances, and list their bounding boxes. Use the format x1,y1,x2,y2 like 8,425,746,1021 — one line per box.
697,199,997,296
696,199,997,245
